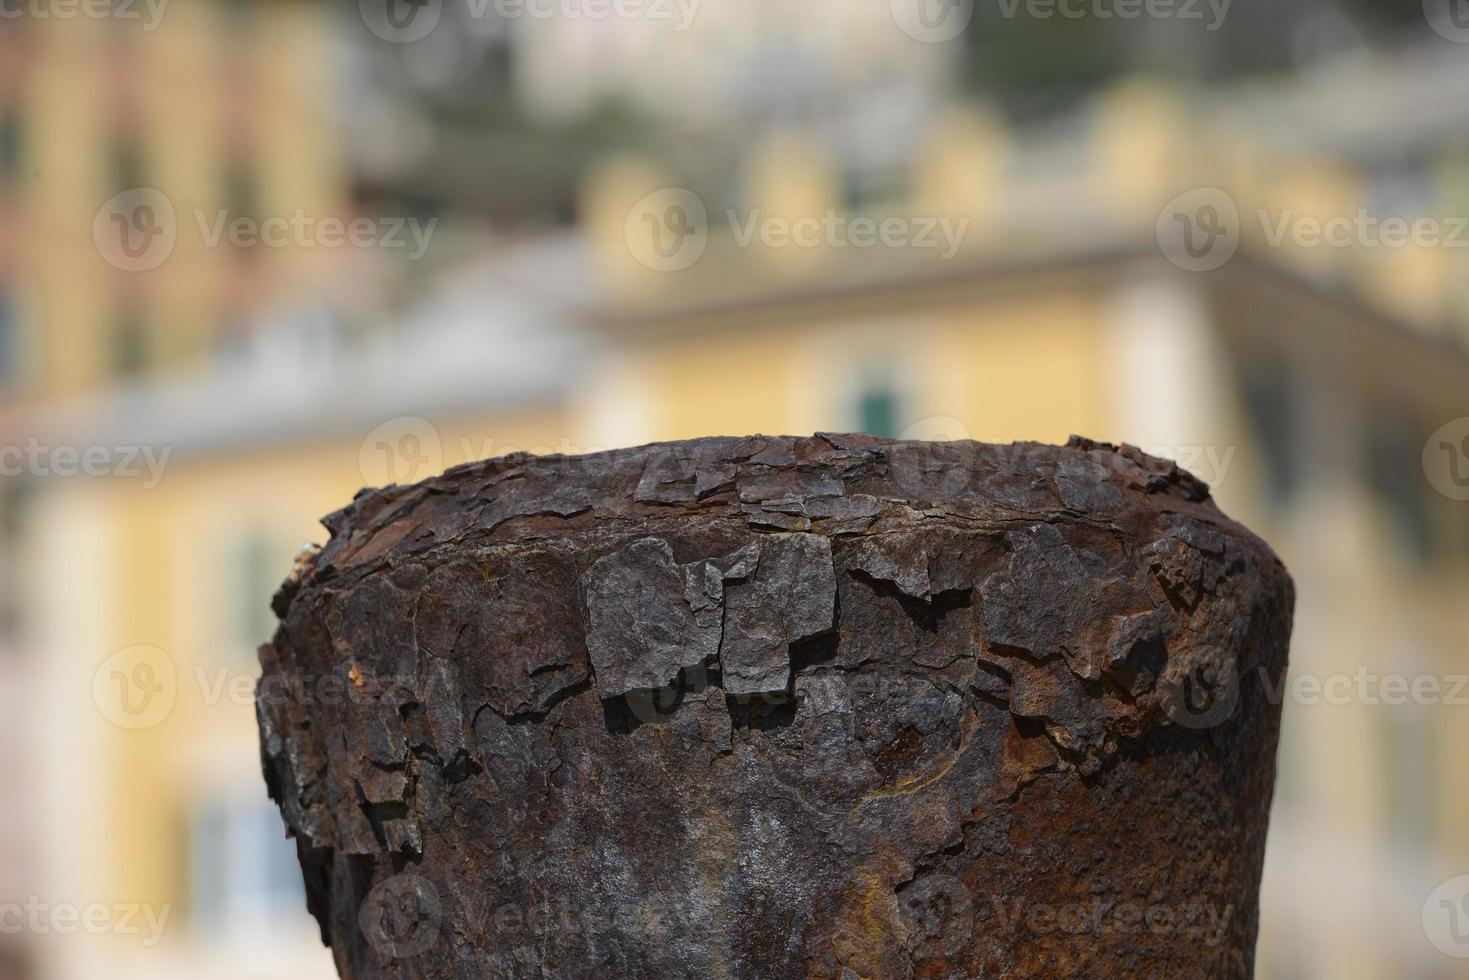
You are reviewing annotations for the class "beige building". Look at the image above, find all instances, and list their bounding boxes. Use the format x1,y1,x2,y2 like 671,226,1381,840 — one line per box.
5,8,1469,977
27,210,1469,980
0,2,352,978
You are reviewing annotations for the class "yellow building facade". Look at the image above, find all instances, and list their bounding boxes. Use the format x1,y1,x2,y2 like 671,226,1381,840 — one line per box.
5,21,1469,980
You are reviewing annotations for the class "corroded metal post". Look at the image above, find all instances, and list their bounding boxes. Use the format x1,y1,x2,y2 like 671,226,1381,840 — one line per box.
257,434,1293,979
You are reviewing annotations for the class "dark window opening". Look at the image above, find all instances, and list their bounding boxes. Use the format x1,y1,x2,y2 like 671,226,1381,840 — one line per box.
111,311,149,379
857,386,901,439
1240,365,1300,510
109,137,147,194
1366,419,1436,566
0,111,21,184
0,290,16,383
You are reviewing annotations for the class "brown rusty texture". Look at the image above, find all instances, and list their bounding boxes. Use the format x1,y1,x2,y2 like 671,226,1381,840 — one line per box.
256,434,1293,979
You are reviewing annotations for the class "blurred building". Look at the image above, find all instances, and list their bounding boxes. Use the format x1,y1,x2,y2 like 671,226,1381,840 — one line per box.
0,1,350,977
3,5,1469,980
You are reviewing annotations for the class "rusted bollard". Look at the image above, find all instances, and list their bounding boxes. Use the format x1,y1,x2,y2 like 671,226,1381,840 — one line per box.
256,434,1293,979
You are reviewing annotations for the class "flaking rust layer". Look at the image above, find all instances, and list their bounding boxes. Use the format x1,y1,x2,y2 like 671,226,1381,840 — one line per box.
256,434,1294,979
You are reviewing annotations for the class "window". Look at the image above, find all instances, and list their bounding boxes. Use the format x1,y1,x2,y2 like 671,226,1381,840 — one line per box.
231,530,280,657
856,385,901,439
0,478,34,640
842,165,907,211
0,110,20,184
222,159,261,225
109,137,146,193
189,799,303,939
842,167,876,210
1366,419,1436,566
0,290,16,383
1240,365,1301,510
218,0,256,31
110,310,149,379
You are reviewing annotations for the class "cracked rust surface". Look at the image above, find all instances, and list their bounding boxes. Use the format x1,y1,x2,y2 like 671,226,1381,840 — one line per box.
256,433,1294,979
